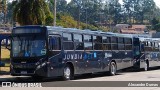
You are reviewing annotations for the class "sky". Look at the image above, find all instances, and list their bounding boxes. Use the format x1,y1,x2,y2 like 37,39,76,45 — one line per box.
154,0,160,8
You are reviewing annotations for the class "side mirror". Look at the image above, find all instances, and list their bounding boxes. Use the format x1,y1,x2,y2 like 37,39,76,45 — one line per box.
5,36,11,51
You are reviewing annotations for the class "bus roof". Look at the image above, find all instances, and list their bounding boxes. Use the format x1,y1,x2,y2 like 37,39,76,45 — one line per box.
13,25,151,39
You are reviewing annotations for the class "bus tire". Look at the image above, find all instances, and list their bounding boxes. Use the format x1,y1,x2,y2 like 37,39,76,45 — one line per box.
109,61,117,76
144,60,149,71
63,64,74,80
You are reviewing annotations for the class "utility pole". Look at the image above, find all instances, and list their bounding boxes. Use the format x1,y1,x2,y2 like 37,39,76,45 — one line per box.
54,0,56,26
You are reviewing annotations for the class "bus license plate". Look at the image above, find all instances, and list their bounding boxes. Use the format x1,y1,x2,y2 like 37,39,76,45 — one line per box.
21,71,27,74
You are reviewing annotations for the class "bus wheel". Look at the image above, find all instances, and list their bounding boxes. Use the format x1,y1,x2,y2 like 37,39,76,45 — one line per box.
144,61,149,71
63,64,74,80
109,62,117,76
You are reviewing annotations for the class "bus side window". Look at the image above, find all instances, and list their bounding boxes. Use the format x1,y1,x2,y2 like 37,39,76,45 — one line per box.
125,38,132,50
111,37,118,50
74,34,84,50
49,36,61,50
63,33,74,50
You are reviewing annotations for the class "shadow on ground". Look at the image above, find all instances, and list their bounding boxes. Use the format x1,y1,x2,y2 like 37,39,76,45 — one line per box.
0,67,160,85
0,72,123,85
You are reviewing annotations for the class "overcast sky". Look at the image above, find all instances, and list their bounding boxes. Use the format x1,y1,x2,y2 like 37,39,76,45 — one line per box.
154,0,160,8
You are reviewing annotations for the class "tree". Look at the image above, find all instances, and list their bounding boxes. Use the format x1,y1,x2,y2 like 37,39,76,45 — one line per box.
152,18,159,30
0,0,7,24
154,23,160,31
13,0,53,25
123,0,156,24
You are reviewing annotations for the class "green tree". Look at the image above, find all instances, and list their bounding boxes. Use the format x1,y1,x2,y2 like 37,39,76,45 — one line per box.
123,0,156,24
13,0,53,25
152,18,159,30
106,0,122,24
154,23,160,31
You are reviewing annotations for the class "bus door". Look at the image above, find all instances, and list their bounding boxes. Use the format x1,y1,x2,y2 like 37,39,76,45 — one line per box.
123,38,134,68
133,38,141,65
48,35,62,76
83,35,102,73
84,44,101,73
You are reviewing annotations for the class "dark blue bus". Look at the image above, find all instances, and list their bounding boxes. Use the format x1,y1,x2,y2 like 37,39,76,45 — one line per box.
10,25,145,80
133,38,160,71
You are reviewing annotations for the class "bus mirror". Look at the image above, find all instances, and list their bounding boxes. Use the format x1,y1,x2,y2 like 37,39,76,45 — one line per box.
5,43,11,51
5,36,11,51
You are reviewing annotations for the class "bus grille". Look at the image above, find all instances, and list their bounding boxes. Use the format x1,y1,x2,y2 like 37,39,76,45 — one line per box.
13,68,35,74
13,63,36,69
12,58,39,63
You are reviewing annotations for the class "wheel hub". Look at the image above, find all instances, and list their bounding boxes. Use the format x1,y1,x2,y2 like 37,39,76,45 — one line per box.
64,67,71,79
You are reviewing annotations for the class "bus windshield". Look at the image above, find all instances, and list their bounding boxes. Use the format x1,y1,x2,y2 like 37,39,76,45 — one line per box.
12,35,46,57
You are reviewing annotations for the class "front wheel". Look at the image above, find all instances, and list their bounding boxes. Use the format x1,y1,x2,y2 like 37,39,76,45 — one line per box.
109,62,117,76
63,65,74,80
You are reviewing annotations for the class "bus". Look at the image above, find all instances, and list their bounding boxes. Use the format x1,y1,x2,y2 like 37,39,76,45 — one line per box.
10,25,147,80
133,38,160,71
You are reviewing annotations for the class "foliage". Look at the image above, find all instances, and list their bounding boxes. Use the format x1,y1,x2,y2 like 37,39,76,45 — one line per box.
154,23,160,31
2,0,160,31
13,0,53,25
56,13,100,31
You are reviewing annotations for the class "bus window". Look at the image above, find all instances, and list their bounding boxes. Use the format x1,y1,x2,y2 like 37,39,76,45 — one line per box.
112,44,118,50
74,34,82,42
75,42,84,50
84,35,92,42
93,36,102,43
118,38,124,44
145,41,148,46
94,43,103,50
154,42,159,51
126,45,132,50
125,38,132,44
118,38,125,50
102,37,107,43
74,34,84,50
63,42,74,50
148,42,152,47
63,33,72,41
107,37,111,43
63,33,74,50
49,36,61,50
84,43,93,50
103,44,111,50
118,44,125,50
111,37,118,43
93,36,103,50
